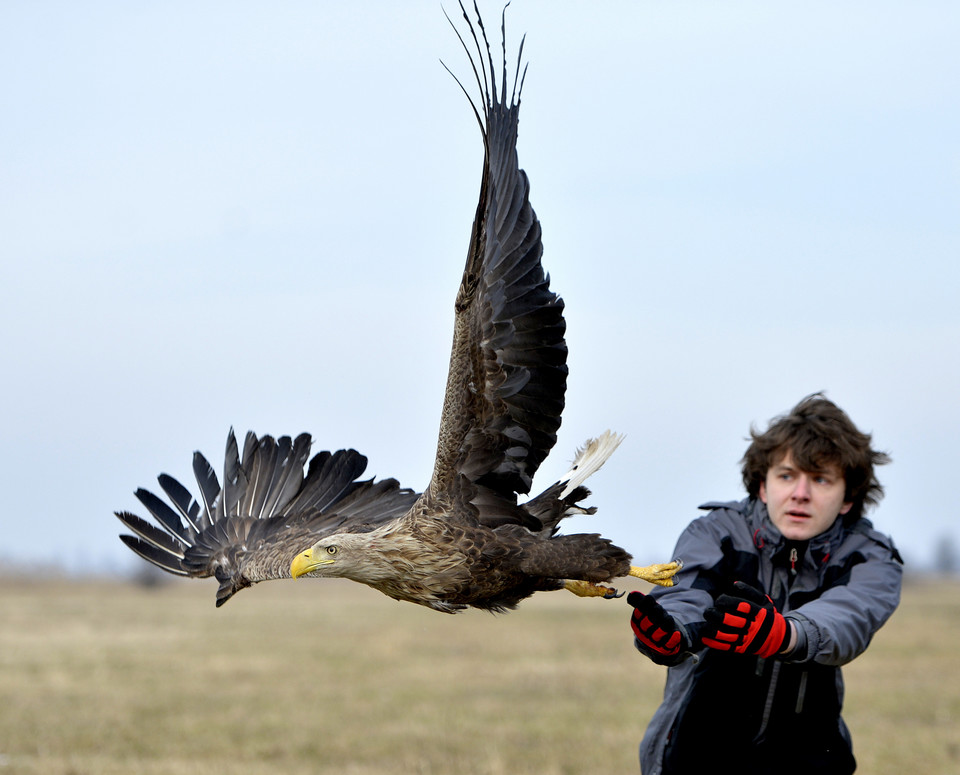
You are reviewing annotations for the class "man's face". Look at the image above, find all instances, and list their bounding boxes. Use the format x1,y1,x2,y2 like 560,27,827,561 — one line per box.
760,450,853,541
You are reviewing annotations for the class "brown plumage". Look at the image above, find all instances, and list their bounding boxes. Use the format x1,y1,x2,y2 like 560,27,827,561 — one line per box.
115,3,679,613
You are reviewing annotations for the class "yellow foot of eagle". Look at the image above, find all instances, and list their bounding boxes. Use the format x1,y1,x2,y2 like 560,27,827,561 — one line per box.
629,559,683,587
564,579,624,599
563,560,683,600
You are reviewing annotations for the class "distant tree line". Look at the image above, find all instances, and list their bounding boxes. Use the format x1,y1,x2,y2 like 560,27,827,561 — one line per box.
933,534,958,575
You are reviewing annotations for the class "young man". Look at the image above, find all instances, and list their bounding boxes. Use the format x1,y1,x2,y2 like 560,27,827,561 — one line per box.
629,394,902,775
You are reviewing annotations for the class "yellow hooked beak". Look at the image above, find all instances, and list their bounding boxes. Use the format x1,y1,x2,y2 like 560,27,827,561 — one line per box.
290,548,334,579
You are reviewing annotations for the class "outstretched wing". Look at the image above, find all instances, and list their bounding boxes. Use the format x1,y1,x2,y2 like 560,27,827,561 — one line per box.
426,4,566,526
117,429,419,605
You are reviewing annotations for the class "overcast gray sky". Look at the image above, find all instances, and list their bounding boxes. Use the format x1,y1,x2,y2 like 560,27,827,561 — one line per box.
2,1,958,581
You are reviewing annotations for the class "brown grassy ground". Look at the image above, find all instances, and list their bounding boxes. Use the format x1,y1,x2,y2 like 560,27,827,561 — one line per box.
1,574,957,774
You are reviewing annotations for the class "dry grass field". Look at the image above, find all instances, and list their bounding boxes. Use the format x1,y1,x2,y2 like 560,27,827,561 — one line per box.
1,574,958,774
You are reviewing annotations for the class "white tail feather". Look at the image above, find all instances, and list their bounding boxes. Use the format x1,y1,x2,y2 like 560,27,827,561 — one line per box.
559,430,624,498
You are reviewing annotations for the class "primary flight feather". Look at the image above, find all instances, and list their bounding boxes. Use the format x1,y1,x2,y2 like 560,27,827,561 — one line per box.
116,3,680,613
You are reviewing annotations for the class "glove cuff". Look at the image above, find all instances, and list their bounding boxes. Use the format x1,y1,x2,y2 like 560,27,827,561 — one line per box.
778,614,809,661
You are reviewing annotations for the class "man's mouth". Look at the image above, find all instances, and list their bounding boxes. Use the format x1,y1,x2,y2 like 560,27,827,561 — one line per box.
786,510,810,518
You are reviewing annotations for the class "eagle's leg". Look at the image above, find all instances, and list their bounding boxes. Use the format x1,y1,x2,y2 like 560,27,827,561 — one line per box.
629,559,683,587
564,559,683,600
564,579,623,599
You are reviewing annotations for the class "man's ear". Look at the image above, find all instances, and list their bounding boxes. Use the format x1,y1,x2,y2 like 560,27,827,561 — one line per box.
839,501,853,515
759,481,768,504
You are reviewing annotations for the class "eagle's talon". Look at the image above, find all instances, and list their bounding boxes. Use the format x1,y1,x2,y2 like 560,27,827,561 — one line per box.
565,579,621,599
628,560,683,587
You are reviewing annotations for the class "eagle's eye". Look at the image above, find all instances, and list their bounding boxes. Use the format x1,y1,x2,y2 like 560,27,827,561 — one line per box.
325,545,339,556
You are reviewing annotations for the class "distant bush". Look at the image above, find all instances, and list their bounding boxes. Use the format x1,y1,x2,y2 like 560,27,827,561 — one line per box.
933,534,959,575
132,564,170,588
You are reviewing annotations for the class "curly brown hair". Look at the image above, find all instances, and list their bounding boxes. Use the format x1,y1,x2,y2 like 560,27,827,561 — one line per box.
740,393,890,523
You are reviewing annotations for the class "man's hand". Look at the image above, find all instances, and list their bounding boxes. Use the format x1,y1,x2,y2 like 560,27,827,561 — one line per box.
701,581,789,658
628,591,686,663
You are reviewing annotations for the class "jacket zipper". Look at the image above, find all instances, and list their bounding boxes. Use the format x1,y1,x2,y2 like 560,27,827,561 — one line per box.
756,560,796,741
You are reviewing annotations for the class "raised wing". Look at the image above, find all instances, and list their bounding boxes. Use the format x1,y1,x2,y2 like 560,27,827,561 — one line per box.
117,429,419,605
427,4,567,521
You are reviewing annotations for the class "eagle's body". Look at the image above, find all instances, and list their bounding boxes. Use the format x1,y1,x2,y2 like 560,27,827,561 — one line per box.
301,494,634,613
116,3,679,613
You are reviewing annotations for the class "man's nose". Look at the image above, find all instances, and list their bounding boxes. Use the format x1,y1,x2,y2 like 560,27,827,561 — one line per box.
791,475,811,500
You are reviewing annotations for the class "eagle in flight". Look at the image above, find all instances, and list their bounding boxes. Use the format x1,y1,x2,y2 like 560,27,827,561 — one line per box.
116,3,680,613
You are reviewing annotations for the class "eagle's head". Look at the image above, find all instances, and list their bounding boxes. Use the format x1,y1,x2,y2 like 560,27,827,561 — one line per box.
289,531,404,584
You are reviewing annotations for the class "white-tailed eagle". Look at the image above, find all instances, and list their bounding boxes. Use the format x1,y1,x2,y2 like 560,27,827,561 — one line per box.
116,3,680,613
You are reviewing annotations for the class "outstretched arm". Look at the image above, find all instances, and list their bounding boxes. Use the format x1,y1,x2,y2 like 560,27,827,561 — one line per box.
785,533,902,665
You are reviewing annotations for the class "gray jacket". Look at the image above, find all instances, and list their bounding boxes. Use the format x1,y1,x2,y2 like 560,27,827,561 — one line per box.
638,498,902,775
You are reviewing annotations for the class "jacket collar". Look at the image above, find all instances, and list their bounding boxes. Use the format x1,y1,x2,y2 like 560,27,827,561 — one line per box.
745,497,848,568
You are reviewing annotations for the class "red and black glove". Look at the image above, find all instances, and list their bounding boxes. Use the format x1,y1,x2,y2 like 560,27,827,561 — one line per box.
701,581,789,658
628,591,687,664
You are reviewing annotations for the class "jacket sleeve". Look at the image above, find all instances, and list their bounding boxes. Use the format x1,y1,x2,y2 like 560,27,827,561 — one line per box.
788,530,903,666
